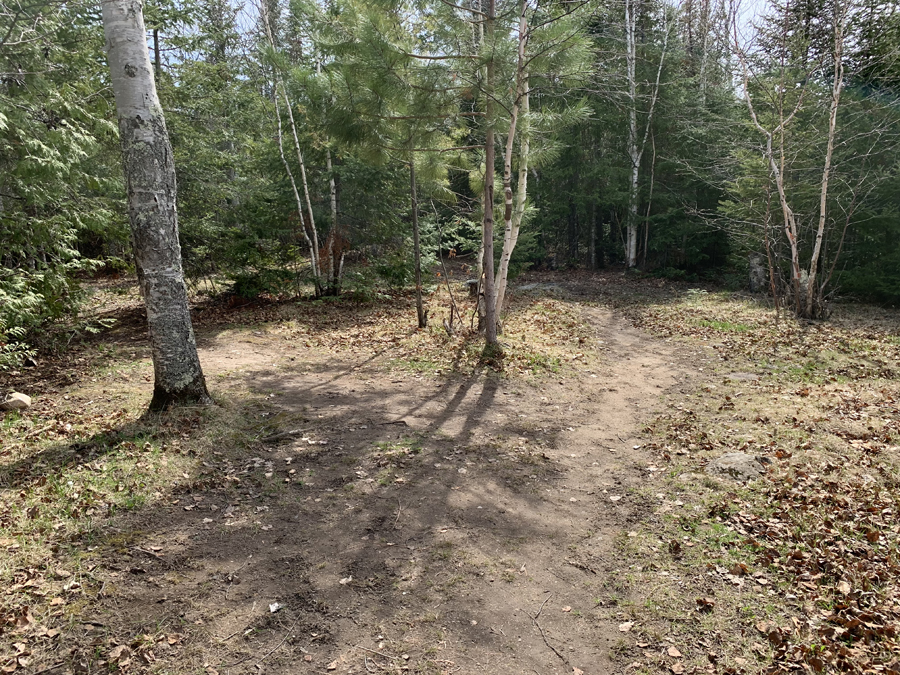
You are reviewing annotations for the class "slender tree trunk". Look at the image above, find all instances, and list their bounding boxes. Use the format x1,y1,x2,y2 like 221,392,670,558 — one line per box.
481,0,498,346
736,16,805,316
763,181,780,325
271,87,318,291
152,27,161,77
770,132,802,306
326,147,339,293
102,0,211,411
282,91,321,295
494,0,529,317
641,130,656,269
473,0,486,329
319,55,342,296
624,0,639,267
590,202,597,270
624,0,668,268
805,4,845,318
261,3,322,295
698,0,709,107
410,160,426,329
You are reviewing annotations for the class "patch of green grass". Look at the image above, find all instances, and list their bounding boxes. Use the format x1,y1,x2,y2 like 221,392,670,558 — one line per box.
432,541,454,561
785,359,829,383
1,410,22,432
389,356,441,374
519,351,561,375
374,435,424,456
696,318,753,332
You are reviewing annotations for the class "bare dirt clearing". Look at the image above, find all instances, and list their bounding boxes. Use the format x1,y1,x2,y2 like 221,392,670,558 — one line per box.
3,273,899,675
124,302,686,675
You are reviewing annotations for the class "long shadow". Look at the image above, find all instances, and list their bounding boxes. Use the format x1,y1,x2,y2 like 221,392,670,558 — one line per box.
0,419,169,491
2,273,713,673
2,361,584,674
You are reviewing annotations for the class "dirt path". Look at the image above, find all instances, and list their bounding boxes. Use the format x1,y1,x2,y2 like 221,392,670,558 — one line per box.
94,300,697,675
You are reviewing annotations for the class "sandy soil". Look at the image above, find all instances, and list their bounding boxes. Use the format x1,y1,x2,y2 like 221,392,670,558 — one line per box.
72,284,705,675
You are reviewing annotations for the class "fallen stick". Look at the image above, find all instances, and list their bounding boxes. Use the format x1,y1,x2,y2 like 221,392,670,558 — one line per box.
394,499,403,529
131,546,173,569
261,428,310,443
531,595,567,665
353,645,400,661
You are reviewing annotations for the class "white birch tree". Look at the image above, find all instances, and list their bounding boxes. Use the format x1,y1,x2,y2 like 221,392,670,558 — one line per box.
102,0,212,410
259,0,324,296
624,0,671,268
733,0,848,318
479,0,590,327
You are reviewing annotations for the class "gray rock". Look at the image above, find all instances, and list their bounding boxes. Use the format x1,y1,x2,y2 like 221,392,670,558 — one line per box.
748,253,768,293
724,372,760,381
705,452,766,482
0,392,32,411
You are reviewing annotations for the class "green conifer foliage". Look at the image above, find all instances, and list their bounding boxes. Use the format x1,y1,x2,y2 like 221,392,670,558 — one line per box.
0,0,122,365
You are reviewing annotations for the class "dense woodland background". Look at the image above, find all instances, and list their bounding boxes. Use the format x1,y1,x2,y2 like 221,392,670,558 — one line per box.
3,0,900,365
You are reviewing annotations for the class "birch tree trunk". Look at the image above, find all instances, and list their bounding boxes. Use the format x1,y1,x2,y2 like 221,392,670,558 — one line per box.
481,0,499,347
494,0,529,317
260,1,322,295
271,86,319,292
624,0,640,268
102,0,212,411
804,2,845,318
624,0,668,268
473,0,486,329
735,12,805,316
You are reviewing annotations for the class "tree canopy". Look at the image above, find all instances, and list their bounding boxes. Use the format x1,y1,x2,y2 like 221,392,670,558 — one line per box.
3,0,900,365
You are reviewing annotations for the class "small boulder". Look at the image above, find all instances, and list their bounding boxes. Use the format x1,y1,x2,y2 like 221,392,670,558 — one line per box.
748,253,768,293
724,372,760,382
0,392,32,411
705,452,766,482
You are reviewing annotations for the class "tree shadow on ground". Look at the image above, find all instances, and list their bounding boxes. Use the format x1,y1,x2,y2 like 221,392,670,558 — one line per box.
8,357,591,674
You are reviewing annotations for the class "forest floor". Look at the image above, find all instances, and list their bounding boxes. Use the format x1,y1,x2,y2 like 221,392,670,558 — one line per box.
1,269,899,675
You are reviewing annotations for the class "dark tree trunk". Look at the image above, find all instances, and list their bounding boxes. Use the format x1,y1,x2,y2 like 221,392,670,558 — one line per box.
410,160,426,329
153,28,160,77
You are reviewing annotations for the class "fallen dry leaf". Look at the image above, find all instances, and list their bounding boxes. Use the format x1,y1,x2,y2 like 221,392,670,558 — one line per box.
109,645,129,662
619,621,634,632
695,597,715,613
667,646,682,658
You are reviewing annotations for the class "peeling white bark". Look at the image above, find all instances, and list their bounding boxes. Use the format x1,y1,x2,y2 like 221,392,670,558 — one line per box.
624,0,668,268
102,0,211,410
